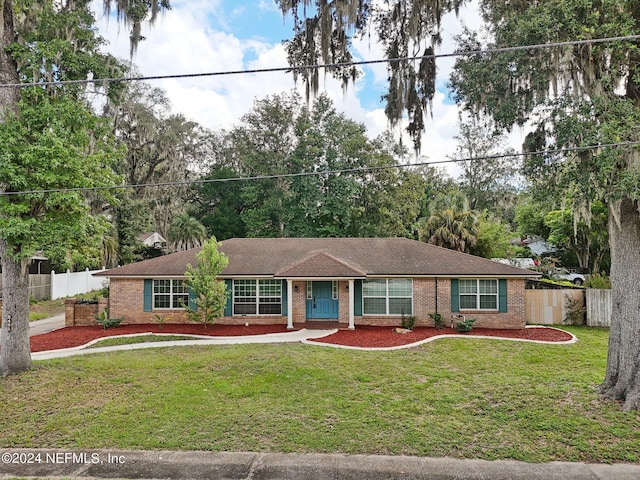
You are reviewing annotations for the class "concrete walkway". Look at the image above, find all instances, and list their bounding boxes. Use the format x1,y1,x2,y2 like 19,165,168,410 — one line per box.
0,448,639,480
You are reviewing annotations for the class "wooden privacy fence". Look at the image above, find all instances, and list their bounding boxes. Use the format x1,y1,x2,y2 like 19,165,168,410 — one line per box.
0,274,50,301
585,289,611,327
525,288,611,327
525,289,584,325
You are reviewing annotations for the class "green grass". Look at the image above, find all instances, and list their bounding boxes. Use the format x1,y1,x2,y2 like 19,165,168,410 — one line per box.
87,335,200,348
1,327,639,463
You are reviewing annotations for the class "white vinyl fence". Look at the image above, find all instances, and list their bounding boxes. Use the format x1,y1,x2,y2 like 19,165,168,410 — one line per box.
51,268,107,300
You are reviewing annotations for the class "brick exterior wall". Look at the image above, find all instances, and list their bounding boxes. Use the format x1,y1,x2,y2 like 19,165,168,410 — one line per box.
107,277,526,329
64,298,109,326
433,278,526,329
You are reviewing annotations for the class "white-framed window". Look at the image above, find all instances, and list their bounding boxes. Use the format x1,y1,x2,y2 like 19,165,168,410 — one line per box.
459,279,498,310
306,281,313,299
362,278,412,315
332,280,339,299
153,279,189,309
233,279,282,315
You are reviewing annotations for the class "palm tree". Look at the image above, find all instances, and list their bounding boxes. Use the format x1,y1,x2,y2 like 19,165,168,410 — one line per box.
168,215,208,251
420,193,479,253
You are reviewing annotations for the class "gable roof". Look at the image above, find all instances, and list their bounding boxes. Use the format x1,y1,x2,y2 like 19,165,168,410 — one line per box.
274,251,367,278
97,237,539,279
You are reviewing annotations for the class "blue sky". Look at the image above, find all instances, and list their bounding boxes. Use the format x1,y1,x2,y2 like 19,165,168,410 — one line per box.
93,0,514,172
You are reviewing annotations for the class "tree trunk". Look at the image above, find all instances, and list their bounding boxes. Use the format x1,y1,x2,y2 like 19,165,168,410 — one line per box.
0,0,30,376
600,198,640,410
0,0,19,116
0,240,32,376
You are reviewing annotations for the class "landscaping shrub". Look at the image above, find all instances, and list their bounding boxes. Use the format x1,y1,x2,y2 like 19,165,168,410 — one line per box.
429,313,445,329
401,313,417,330
455,318,476,333
95,308,124,329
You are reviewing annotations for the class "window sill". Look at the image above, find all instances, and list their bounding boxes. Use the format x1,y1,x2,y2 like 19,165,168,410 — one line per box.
459,309,499,313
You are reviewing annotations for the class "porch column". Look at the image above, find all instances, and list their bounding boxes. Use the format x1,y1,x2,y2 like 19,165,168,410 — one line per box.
348,279,355,330
286,279,294,329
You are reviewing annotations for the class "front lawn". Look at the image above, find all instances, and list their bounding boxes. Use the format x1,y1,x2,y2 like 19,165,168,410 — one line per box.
1,327,638,463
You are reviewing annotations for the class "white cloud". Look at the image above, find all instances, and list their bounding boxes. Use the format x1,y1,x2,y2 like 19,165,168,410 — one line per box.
92,0,521,179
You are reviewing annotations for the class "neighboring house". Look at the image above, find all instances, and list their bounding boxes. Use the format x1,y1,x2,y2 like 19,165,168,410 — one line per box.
492,258,537,269
517,236,556,256
137,232,167,250
95,238,540,330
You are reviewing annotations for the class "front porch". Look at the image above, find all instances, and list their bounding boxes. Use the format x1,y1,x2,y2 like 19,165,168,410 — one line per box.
284,279,358,330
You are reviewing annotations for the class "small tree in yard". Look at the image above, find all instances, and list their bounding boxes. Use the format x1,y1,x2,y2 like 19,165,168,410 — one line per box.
185,237,229,328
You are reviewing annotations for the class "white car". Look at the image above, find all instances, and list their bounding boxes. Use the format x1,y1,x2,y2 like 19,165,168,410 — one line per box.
555,268,586,285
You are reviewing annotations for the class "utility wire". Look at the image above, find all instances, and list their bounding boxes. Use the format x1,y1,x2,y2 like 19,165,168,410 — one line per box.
0,34,638,89
1,141,637,196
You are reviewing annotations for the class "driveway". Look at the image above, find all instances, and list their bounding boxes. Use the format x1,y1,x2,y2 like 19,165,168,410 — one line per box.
29,314,65,337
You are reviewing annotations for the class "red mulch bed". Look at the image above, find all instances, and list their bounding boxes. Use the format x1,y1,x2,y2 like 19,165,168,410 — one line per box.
30,324,574,353
309,326,574,348
30,324,294,353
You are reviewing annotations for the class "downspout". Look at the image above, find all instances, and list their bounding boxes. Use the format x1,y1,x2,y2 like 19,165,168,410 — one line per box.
435,277,438,313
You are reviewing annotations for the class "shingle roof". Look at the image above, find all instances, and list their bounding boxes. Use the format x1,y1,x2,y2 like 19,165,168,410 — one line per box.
274,251,367,278
97,238,539,278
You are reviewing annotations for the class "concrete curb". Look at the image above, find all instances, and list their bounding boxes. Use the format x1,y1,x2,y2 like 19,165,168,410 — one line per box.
0,449,638,480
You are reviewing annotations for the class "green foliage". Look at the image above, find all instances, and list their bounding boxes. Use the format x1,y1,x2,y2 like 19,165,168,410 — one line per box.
471,211,515,259
154,314,170,330
564,295,586,326
185,237,229,327
0,90,121,263
543,201,609,273
168,215,207,251
454,117,520,219
514,199,552,240
420,193,479,252
198,93,429,239
193,164,247,240
94,308,124,329
584,273,611,290
400,313,417,330
455,318,476,333
429,313,444,329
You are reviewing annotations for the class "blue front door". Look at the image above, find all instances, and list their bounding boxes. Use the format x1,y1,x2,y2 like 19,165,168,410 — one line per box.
306,281,339,319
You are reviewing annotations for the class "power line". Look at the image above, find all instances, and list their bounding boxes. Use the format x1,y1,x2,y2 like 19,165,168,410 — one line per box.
1,141,637,197
0,34,638,89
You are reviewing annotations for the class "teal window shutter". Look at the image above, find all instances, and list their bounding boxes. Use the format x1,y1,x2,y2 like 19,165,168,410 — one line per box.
224,280,233,316
281,280,288,316
188,286,197,311
498,279,508,312
450,279,460,312
354,280,362,316
143,279,153,312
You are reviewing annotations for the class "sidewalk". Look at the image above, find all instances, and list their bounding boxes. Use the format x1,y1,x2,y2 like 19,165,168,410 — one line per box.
0,448,638,480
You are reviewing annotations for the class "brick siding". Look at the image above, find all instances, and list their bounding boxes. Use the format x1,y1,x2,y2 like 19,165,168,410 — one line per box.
107,277,526,329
